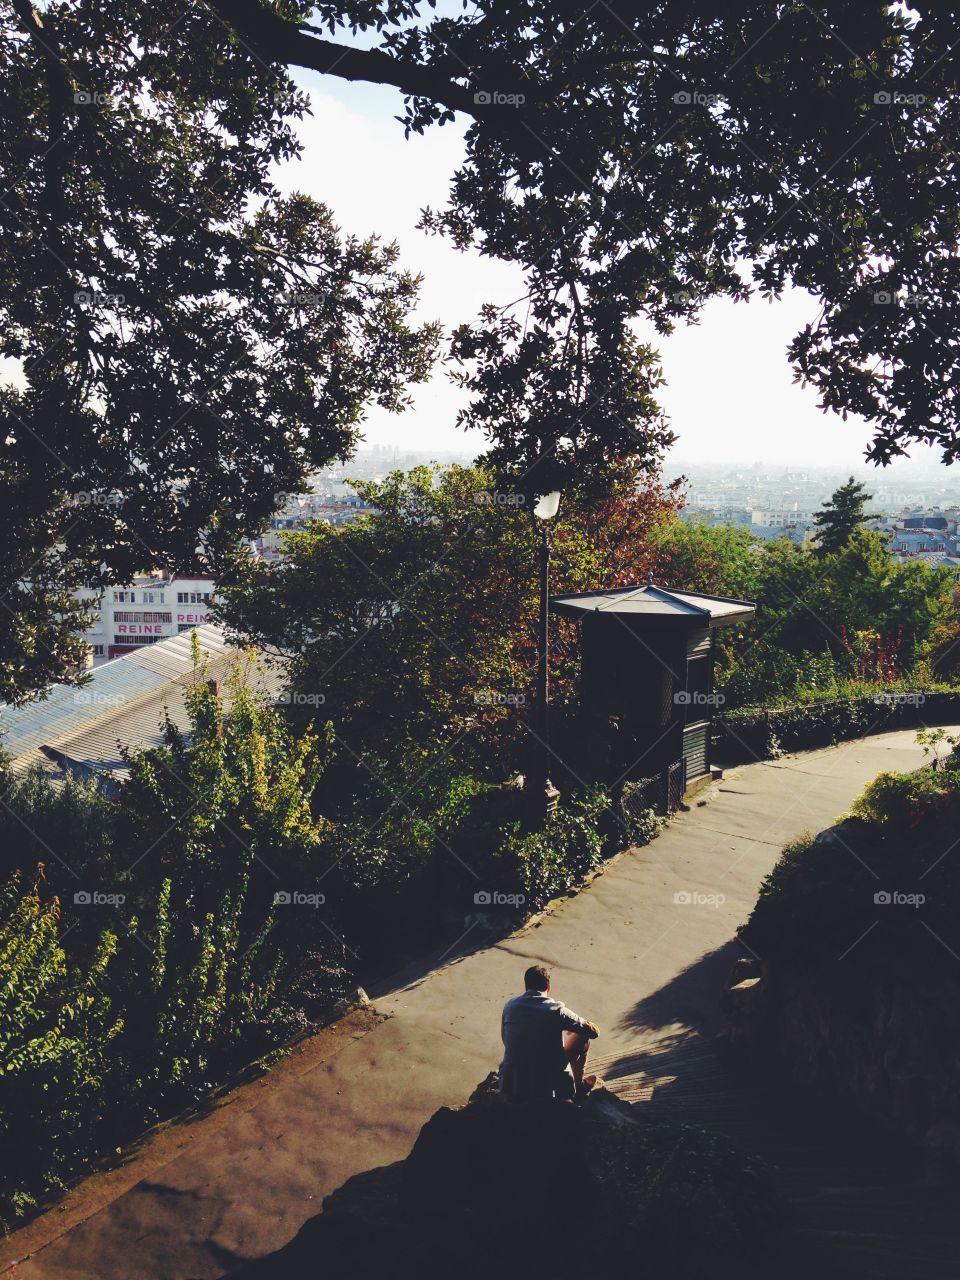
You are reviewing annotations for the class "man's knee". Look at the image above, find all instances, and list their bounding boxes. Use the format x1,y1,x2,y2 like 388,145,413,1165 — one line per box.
563,1030,589,1060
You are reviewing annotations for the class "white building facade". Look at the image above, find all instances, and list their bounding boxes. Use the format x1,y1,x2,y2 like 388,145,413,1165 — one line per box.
80,574,217,664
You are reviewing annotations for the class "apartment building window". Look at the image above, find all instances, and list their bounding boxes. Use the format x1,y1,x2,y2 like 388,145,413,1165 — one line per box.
113,590,134,603
142,591,165,604
113,634,164,647
114,611,172,624
177,591,212,604
92,644,104,656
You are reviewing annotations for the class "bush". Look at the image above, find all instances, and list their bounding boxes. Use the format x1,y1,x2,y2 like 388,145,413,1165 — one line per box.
732,756,960,1141
0,661,657,1225
493,787,657,912
741,750,960,966
0,766,115,886
0,871,121,1228
715,689,960,762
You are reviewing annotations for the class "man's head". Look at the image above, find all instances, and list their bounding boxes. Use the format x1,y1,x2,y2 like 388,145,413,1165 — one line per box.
524,964,551,993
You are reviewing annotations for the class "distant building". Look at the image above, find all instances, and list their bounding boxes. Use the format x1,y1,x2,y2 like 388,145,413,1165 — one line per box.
245,492,375,563
78,573,216,664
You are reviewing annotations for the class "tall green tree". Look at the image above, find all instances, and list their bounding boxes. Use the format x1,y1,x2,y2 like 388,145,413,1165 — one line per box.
11,2,960,696
813,478,877,555
1,2,439,700
216,464,681,772
211,2,960,478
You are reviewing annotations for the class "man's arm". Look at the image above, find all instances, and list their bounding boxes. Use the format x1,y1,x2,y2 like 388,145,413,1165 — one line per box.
558,1004,600,1038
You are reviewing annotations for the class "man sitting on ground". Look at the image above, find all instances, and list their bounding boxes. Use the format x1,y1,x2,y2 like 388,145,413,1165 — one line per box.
499,964,600,1103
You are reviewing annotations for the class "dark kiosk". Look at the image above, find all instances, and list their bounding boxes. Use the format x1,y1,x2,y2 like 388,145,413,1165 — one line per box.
550,578,756,813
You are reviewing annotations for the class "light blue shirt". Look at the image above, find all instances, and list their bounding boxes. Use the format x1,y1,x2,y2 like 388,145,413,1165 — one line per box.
499,989,595,1101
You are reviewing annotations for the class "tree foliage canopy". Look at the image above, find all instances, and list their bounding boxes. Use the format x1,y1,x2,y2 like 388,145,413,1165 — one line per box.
216,463,682,770
812,477,876,555
1,0,438,698
7,1,960,694
214,2,960,476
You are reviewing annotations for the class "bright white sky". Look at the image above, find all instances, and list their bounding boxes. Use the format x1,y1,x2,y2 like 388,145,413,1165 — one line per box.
274,70,936,471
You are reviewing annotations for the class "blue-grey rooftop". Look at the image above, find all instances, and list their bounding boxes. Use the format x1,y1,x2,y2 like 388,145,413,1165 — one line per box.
0,626,281,779
550,583,756,624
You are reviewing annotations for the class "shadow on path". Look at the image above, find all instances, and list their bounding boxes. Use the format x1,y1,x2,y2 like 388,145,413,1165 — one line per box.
589,939,960,1280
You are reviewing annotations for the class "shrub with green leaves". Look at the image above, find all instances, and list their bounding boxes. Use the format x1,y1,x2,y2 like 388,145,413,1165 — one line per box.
0,765,115,887
0,870,121,1228
111,655,348,1099
493,788,655,911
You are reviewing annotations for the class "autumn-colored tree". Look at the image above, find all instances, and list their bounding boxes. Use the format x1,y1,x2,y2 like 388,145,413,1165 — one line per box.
217,464,682,777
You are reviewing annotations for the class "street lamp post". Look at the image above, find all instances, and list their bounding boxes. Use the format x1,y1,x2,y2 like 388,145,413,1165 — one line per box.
532,490,561,821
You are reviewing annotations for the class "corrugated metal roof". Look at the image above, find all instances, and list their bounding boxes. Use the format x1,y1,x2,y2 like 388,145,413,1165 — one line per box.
550,583,755,624
0,626,280,777
45,652,283,781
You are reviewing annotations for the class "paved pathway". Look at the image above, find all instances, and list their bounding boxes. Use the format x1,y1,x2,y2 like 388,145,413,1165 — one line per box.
3,728,957,1280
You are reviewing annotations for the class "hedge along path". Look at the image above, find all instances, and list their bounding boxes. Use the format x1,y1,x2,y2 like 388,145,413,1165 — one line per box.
717,687,960,762
4,727,958,1280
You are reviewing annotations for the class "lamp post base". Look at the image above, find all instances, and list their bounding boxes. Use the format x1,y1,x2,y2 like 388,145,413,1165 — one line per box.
532,777,560,823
